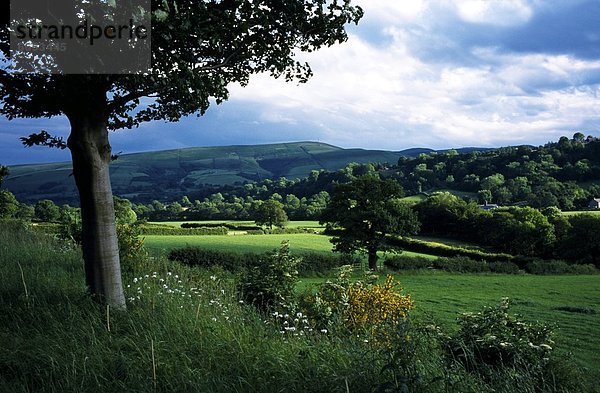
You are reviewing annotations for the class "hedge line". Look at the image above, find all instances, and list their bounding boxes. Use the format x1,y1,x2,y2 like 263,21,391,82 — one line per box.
138,226,228,236
167,246,358,276
384,254,597,275
387,236,514,262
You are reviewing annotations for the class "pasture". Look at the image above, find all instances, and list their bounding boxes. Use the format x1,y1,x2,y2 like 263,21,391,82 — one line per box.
561,210,600,216
143,232,438,261
142,228,600,380
302,272,600,376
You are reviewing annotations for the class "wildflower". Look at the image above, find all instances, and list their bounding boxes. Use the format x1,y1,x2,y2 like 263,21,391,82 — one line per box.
210,275,217,281
320,329,328,333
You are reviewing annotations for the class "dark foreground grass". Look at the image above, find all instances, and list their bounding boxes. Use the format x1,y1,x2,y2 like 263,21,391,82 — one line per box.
0,221,594,392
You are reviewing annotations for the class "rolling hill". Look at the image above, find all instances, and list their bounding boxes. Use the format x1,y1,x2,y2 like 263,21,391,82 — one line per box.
3,141,489,204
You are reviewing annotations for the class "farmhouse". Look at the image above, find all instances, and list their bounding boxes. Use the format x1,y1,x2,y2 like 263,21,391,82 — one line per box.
589,198,600,209
478,202,499,211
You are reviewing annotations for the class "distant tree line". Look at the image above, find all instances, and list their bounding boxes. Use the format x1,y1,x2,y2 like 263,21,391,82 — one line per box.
412,192,600,266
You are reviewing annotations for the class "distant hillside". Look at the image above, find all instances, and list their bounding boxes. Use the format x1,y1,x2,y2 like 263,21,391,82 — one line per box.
6,141,459,204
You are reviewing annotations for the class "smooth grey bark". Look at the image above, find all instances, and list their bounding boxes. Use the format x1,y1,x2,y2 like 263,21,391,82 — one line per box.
67,113,126,310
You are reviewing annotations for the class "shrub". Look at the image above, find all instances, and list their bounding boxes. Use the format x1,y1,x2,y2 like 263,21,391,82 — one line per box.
139,225,228,235
298,252,360,276
447,298,554,370
444,298,583,392
167,247,259,272
488,261,521,274
300,266,413,344
433,256,490,273
384,255,432,271
117,224,146,262
387,236,513,262
238,241,300,313
524,259,598,275
346,275,413,342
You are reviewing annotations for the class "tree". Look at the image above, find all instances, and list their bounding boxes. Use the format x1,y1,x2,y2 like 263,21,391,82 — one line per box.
321,175,420,270
0,166,8,187
34,199,61,222
255,199,288,229
0,190,19,219
1,1,362,308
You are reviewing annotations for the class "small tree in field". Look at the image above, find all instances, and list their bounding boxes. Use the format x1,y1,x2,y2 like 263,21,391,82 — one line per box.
1,1,362,308
255,199,288,229
321,175,420,270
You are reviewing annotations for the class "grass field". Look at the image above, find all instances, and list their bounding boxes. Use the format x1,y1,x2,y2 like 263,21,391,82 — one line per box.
561,210,600,216
143,233,437,260
143,231,600,377
300,272,600,379
3,221,599,391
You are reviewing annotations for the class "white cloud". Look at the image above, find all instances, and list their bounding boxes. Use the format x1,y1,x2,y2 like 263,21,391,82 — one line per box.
453,0,533,27
358,0,427,23
226,14,600,150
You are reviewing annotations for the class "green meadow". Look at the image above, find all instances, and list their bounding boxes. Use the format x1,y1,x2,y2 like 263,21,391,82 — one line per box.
143,230,600,381
143,232,438,260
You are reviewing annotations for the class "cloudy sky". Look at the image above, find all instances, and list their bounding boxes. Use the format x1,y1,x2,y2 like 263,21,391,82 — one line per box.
2,0,600,164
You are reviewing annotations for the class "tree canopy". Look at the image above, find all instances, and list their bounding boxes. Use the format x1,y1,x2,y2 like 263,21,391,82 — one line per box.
0,0,363,308
320,175,420,270
254,199,288,229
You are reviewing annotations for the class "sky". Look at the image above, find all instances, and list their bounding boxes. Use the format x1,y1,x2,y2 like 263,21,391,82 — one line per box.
2,0,600,165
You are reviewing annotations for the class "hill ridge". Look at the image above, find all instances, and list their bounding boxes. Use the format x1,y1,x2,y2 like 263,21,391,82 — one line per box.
2,141,491,204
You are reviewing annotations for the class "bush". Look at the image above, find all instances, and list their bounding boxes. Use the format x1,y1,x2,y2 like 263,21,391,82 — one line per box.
300,266,413,344
444,298,583,392
298,252,360,276
524,259,597,275
387,236,513,262
167,247,260,272
139,225,228,235
384,255,432,271
238,241,300,313
488,261,521,274
180,222,262,231
433,256,490,273
117,224,146,263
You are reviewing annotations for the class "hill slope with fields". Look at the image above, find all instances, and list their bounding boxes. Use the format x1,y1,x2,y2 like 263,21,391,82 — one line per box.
6,141,475,204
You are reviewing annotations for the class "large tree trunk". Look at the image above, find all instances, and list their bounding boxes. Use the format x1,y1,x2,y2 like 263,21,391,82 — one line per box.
67,113,126,310
367,245,378,271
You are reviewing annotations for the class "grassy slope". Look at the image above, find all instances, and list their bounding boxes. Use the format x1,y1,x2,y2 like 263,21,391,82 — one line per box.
4,142,402,203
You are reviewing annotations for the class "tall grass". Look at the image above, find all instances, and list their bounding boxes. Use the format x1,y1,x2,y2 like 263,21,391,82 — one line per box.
0,221,381,392
0,221,591,392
